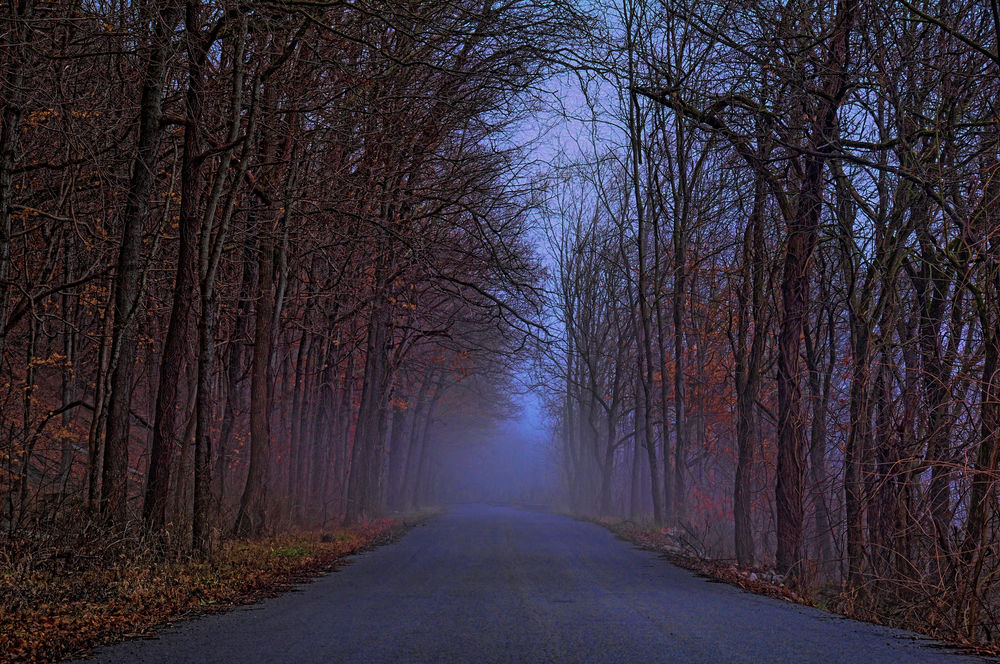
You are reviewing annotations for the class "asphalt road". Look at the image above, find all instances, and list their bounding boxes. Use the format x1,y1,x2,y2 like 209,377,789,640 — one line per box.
71,504,992,663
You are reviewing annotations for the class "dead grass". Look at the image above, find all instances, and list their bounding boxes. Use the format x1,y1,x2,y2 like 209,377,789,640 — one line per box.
0,518,411,663
593,517,1000,660
594,517,809,604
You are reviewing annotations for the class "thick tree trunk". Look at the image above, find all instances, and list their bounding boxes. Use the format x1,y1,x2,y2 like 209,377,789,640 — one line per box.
145,1,206,531
775,0,857,580
733,387,755,567
730,119,776,567
102,2,183,526
234,233,276,537
774,220,816,578
733,174,766,568
191,287,216,552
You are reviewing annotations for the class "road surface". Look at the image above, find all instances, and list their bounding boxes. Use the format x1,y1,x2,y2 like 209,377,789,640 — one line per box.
71,504,991,663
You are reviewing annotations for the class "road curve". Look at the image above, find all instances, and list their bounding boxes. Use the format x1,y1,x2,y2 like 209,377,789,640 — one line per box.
70,504,990,663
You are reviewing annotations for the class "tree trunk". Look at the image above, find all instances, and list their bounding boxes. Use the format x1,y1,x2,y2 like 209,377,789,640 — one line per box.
733,169,766,568
287,323,312,522
345,293,391,524
102,1,183,526
412,377,444,508
145,1,206,531
234,232,276,537
960,293,1000,632
630,377,646,519
805,309,835,574
402,372,434,510
309,336,336,520
386,401,409,510
191,286,216,552
775,0,857,580
216,239,256,509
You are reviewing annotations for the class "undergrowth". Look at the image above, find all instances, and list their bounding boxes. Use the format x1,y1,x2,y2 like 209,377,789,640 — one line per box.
593,517,1000,660
0,518,410,663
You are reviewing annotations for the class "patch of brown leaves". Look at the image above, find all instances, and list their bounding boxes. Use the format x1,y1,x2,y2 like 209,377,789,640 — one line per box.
595,518,808,604
0,519,408,664
594,517,1000,660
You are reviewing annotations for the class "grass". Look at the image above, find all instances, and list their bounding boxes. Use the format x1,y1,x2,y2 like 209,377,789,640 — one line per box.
0,518,411,664
592,516,1000,660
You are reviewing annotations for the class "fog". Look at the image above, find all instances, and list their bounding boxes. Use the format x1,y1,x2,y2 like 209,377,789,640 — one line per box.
423,388,560,509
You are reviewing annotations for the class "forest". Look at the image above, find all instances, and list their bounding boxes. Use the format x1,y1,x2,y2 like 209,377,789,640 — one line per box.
3,0,1000,656
539,0,1000,646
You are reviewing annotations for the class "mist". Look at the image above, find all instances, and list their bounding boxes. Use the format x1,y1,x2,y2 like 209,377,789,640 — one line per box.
413,379,559,509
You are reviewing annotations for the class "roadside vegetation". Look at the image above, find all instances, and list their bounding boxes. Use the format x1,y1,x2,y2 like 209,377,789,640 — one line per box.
1,2,564,661
596,517,1000,659
539,0,1000,652
5,0,1000,658
0,518,412,664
